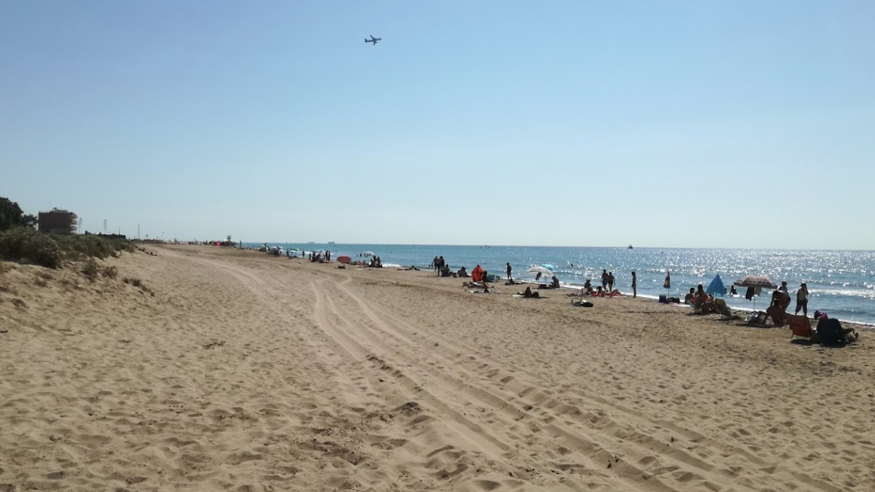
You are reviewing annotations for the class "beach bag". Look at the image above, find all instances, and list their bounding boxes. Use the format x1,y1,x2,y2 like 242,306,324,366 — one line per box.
817,318,842,346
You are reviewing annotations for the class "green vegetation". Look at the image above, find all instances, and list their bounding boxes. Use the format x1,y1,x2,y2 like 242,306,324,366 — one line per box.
0,227,64,268
0,227,134,269
0,197,38,231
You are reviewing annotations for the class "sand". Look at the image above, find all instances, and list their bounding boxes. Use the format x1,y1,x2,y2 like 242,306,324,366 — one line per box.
1,245,873,492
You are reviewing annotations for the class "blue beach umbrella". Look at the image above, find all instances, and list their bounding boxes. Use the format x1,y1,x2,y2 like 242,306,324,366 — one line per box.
706,274,725,297
541,264,556,271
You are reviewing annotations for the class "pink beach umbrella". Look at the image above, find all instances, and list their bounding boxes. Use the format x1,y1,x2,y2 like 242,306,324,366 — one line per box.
733,275,777,310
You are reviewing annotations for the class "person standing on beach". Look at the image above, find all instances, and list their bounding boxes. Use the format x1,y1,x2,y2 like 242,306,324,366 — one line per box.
431,256,439,272
795,282,809,315
779,281,788,294
601,269,608,291
631,271,637,298
506,262,512,281
607,272,615,292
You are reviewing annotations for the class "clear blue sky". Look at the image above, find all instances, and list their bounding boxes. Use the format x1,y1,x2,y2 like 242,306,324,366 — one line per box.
2,1,873,248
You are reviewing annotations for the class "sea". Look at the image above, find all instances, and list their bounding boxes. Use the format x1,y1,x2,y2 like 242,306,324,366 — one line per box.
243,243,875,326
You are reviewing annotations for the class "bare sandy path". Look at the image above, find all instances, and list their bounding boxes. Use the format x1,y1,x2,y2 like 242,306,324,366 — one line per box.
1,245,873,491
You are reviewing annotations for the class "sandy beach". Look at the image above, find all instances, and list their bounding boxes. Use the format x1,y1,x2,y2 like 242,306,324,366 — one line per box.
1,245,873,492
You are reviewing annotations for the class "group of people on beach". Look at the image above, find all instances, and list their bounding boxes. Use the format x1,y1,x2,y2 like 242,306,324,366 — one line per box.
430,256,448,276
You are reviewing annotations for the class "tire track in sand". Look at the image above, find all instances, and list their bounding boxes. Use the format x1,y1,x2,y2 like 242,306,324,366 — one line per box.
325,277,842,492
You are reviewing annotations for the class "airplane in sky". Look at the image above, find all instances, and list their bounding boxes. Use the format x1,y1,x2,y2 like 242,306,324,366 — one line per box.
365,35,381,45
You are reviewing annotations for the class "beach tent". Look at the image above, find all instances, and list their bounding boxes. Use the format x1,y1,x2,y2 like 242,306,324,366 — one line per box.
471,265,485,282
706,274,725,297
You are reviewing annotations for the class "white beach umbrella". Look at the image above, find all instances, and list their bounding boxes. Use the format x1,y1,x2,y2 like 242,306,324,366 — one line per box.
526,266,554,277
361,251,375,257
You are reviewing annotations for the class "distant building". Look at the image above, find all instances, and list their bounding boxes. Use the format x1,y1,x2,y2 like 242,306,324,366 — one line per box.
38,208,78,234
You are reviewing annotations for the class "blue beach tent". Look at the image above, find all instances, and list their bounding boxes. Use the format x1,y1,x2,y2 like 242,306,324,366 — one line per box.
706,274,726,297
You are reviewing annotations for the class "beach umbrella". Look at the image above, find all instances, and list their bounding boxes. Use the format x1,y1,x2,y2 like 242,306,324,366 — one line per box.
733,276,777,289
733,275,777,310
290,248,301,252
526,265,554,277
361,251,375,257
541,264,557,272
337,255,351,264
706,274,725,297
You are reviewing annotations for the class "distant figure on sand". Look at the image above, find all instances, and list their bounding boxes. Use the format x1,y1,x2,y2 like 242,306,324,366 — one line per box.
631,271,637,298
583,279,593,295
519,286,540,298
765,289,792,326
551,276,560,289
779,281,788,294
506,262,512,281
695,284,713,312
601,269,608,290
795,282,809,315
684,288,696,305
607,272,615,292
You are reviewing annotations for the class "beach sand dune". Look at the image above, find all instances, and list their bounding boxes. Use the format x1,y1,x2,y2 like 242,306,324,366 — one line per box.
1,245,873,491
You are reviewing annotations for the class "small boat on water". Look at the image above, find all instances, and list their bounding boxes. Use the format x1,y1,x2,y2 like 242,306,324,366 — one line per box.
628,245,633,249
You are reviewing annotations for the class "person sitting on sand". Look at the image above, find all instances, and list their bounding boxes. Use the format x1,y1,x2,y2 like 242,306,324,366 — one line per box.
729,285,738,295
583,279,593,295
684,287,696,305
519,286,540,298
551,276,560,289
458,266,469,277
695,284,714,313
